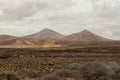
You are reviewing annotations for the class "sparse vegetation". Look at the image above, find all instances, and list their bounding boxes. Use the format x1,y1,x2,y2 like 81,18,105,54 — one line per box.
0,72,20,80
41,62,120,80
0,46,119,80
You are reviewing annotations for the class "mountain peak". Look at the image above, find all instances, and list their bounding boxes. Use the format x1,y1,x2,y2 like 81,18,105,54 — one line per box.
26,28,65,39
42,28,51,31
40,28,58,33
81,29,91,33
63,29,109,41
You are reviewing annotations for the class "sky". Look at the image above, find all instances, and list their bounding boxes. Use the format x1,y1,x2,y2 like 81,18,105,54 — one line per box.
0,0,120,40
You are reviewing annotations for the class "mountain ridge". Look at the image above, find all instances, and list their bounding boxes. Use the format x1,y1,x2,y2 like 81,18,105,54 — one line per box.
0,28,117,48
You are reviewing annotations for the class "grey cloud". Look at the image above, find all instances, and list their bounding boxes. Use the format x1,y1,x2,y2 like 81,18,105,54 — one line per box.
0,0,75,21
0,1,48,21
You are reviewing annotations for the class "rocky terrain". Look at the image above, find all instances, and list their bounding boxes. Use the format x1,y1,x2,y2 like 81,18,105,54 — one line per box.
0,46,119,80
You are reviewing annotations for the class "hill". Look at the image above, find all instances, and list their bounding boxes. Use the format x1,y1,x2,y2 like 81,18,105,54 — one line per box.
63,30,110,41
26,28,65,39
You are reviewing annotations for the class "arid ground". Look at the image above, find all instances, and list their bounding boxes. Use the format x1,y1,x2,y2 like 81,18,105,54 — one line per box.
0,45,119,79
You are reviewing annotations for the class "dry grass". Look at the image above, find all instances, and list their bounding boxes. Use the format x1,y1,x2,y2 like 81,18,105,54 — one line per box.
0,46,119,80
41,62,120,80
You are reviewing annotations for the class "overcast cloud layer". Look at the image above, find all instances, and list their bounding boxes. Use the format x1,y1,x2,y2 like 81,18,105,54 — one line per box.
0,0,120,40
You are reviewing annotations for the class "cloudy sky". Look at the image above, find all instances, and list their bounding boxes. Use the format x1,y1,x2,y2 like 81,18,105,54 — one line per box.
0,0,120,40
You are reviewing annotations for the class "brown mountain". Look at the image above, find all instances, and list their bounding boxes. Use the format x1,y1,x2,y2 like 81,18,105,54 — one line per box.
26,28,65,39
0,35,17,41
0,34,119,48
0,29,118,48
0,35,63,48
63,30,110,41
0,35,40,47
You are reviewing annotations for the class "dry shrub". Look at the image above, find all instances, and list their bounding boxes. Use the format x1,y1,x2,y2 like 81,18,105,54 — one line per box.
41,73,60,80
0,72,20,80
41,69,78,80
106,62,120,74
54,70,75,78
112,65,120,80
112,74,120,80
105,62,120,80
40,62,120,80
80,62,113,80
65,63,83,70
18,70,41,79
0,53,12,59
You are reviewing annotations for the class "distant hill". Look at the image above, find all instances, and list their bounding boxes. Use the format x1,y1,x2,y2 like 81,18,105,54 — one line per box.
63,30,110,41
0,35,17,41
0,35,119,48
0,29,119,48
0,35,64,48
26,28,65,39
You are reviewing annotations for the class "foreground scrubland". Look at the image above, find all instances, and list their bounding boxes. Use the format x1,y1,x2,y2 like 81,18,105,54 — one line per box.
0,46,119,80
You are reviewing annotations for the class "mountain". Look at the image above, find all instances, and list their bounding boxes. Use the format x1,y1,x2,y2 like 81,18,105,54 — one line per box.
0,35,17,41
0,34,119,48
63,29,110,41
0,34,63,48
0,29,118,48
26,28,65,39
